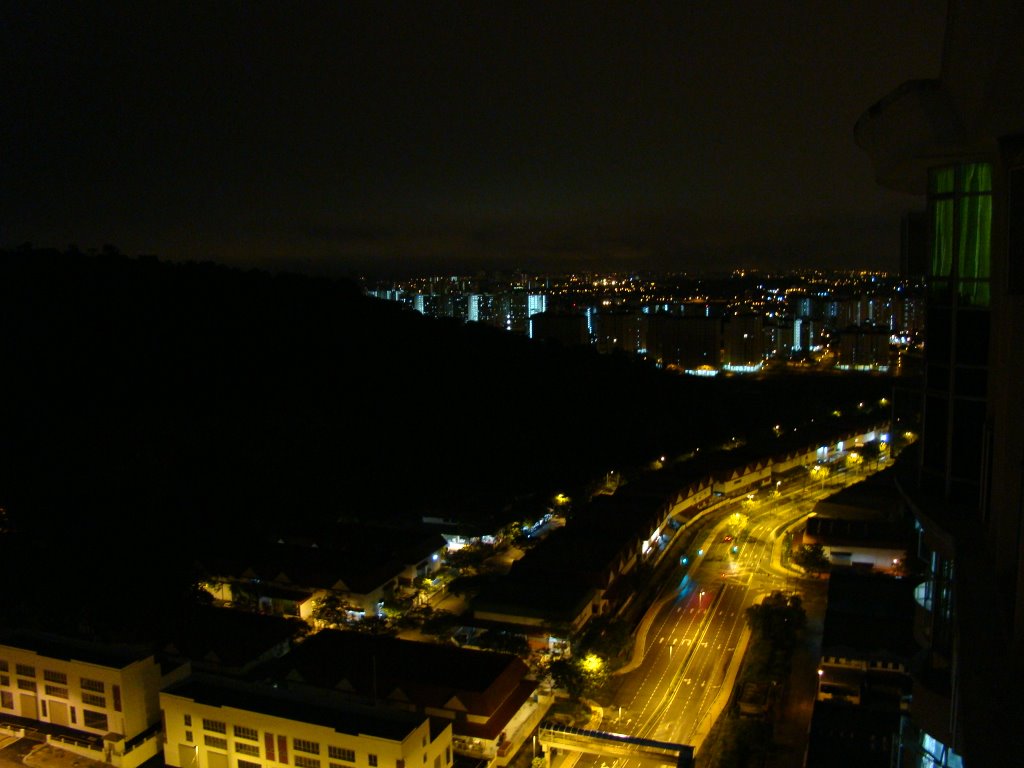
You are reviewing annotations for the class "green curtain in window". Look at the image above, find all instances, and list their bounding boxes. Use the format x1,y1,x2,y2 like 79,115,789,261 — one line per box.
930,167,955,194
958,180,992,306
929,163,992,305
962,162,992,193
932,199,953,279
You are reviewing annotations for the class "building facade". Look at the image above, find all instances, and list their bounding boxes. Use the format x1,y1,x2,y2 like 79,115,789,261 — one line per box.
161,678,452,768
855,2,1024,765
0,633,189,768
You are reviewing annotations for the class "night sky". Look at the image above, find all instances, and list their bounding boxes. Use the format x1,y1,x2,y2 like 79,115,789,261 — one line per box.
3,1,946,275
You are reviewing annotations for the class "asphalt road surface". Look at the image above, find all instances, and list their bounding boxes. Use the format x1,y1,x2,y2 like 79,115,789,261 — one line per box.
569,470,871,768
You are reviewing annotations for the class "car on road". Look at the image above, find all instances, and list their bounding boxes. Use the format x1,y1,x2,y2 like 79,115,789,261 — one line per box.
722,535,733,542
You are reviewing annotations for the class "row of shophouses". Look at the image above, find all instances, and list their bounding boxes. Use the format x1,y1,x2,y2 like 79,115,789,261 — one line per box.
193,422,888,646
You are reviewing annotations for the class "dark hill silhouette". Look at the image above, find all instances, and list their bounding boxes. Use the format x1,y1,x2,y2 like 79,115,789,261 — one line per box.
0,246,888,639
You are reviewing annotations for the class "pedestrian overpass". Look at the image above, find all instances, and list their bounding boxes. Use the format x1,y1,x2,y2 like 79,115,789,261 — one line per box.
538,723,693,768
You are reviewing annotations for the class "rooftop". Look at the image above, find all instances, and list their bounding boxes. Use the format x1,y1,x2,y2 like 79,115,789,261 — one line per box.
821,571,917,660
164,676,432,742
0,631,153,669
258,630,531,717
163,606,307,672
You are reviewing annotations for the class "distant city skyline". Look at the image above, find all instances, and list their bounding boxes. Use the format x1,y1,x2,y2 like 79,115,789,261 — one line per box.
3,2,946,275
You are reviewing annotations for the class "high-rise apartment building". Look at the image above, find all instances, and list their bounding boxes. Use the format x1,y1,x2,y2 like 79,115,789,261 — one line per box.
530,311,590,347
855,2,1024,765
646,314,721,370
835,326,893,371
721,314,765,369
595,311,647,354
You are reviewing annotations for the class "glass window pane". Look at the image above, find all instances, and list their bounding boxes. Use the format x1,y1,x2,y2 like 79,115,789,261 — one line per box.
931,199,954,278
1009,166,1024,293
951,399,986,483
927,306,952,362
923,395,949,474
958,193,992,280
958,280,990,306
962,162,992,193
930,167,954,194
954,368,987,399
954,310,989,365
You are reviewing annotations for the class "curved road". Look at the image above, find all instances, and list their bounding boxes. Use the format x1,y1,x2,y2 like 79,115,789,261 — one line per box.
568,471,869,768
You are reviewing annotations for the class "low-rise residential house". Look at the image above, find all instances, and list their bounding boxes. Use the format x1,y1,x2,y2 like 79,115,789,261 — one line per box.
161,676,452,768
163,607,308,676
199,532,447,619
0,631,189,768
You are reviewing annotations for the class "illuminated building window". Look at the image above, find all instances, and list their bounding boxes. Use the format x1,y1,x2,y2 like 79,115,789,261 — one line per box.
295,757,321,768
235,726,259,742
